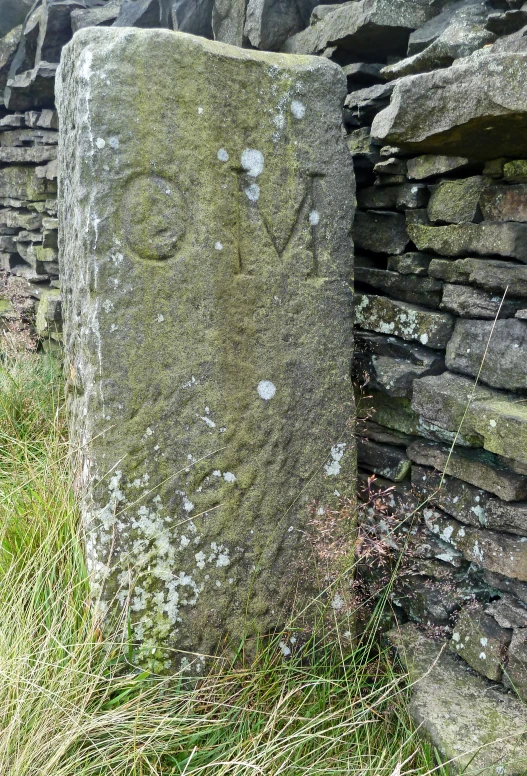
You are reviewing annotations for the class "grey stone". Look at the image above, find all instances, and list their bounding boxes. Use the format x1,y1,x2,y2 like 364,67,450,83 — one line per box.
428,176,488,224
484,570,527,604
357,438,411,481
36,0,87,65
387,251,432,275
346,127,381,167
480,185,527,222
4,62,57,111
212,0,246,44
354,330,445,397
343,82,394,126
446,318,527,392
486,595,527,629
0,25,23,98
486,500,527,536
424,508,527,581
440,283,524,319
357,183,427,210
282,0,437,58
0,0,33,38
372,50,527,159
406,154,471,180
341,61,385,87
389,623,527,776
114,0,172,28
451,603,511,681
353,210,409,254
355,265,443,307
413,371,527,466
504,159,527,183
504,629,527,700
408,222,527,262
412,465,490,527
355,293,454,348
486,7,527,34
0,146,57,164
373,157,407,175
359,420,414,446
0,112,24,128
406,208,430,226
429,257,527,298
57,28,356,672
483,157,506,178
170,0,214,36
71,1,121,32
408,438,527,500
244,0,320,51
0,165,52,201
382,0,495,80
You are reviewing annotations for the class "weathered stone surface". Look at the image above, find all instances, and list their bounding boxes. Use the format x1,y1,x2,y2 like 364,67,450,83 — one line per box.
359,420,414,447
486,500,527,536
341,61,385,87
387,251,432,275
483,157,506,178
346,127,381,167
355,293,453,348
354,330,445,397
407,0,488,54
447,318,527,392
373,157,407,175
430,257,527,298
354,210,409,254
0,165,52,201
0,25,22,98
486,7,527,35
408,221,527,262
35,288,62,337
114,0,172,28
390,623,527,776
480,185,527,222
440,283,523,319
372,50,527,159
504,629,527,700
424,508,527,581
244,0,320,51
357,437,411,481
486,594,527,629
451,603,511,682
406,154,471,180
343,82,394,126
170,0,214,36
71,1,121,32
4,62,57,111
282,0,436,58
0,146,57,164
0,0,33,38
413,371,527,465
212,0,246,45
57,28,356,671
408,438,527,500
504,159,527,183
383,0,495,80
427,176,488,224
412,465,489,527
357,183,428,211
355,266,442,307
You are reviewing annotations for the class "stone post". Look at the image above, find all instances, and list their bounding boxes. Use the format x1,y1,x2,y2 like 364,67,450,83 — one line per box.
57,28,355,672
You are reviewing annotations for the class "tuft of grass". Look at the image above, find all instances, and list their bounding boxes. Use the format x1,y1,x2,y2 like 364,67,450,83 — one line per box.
0,349,445,776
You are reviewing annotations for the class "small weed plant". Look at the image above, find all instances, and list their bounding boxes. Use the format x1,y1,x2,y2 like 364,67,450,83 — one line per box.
0,348,447,776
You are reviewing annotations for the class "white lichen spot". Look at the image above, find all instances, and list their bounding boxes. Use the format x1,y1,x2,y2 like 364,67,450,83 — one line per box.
200,415,216,429
479,652,487,660
241,149,264,177
480,637,488,647
452,632,460,642
279,641,291,657
245,183,260,202
257,380,276,400
420,333,429,345
309,210,320,226
109,136,119,149
95,137,106,149
215,241,223,251
324,443,346,477
212,470,221,477
223,472,237,483
489,419,497,427
157,314,164,323
102,299,114,313
291,100,306,119
195,551,206,569
331,593,345,610
217,148,229,162
198,106,204,115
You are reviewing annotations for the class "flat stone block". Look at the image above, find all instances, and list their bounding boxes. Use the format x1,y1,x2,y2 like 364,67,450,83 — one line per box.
357,437,411,481
430,258,527,298
387,251,432,275
452,603,511,682
440,283,523,319
57,28,356,672
480,185,527,223
353,210,409,255
406,154,472,180
428,176,489,224
389,623,527,775
408,222,527,262
357,183,428,211
355,293,453,348
355,265,443,307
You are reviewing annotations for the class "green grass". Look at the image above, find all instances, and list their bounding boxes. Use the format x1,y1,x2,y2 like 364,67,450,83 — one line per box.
0,349,444,776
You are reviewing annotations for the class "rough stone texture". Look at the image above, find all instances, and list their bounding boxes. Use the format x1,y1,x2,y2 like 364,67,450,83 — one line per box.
357,437,411,481
244,0,320,51
408,222,527,262
429,257,527,297
504,628,527,699
0,0,33,38
170,0,214,37
355,293,454,348
446,318,527,392
427,176,488,224
390,623,527,776
408,438,527,500
480,185,527,222
212,0,246,45
406,154,472,179
413,371,527,464
486,594,527,629
71,2,121,33
5,62,58,111
452,602,511,681
387,251,432,275
343,82,394,127
114,0,172,28
57,28,356,672
282,0,437,58
357,183,428,211
504,159,527,183
371,50,527,159
355,266,443,307
354,330,445,397
439,283,524,319
353,210,409,254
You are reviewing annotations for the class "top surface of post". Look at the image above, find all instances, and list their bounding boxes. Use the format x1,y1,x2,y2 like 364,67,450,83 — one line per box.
57,27,355,672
